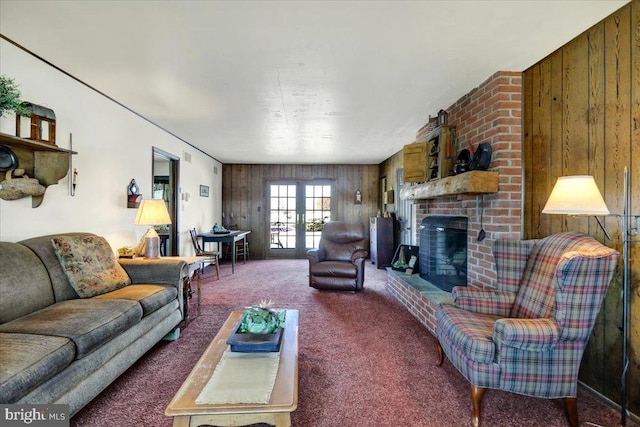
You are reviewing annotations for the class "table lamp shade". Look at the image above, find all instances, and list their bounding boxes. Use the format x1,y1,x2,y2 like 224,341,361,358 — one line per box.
135,199,171,258
135,199,172,225
542,175,610,215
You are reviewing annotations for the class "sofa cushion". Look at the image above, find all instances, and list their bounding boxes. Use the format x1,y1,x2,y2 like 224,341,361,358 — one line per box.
51,235,131,298
310,260,357,278
94,284,178,317
436,304,500,365
0,242,55,324
0,333,75,403
0,299,142,359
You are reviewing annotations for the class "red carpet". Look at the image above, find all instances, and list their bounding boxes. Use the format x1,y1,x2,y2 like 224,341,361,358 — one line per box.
71,259,623,427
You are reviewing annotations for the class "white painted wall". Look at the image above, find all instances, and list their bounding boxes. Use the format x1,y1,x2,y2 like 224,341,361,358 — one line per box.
0,39,222,255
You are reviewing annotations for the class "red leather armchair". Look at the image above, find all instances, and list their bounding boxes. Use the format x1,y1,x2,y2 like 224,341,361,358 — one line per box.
307,221,369,291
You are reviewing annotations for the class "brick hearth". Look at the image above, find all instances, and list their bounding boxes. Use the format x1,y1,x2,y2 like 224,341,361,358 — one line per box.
386,269,452,335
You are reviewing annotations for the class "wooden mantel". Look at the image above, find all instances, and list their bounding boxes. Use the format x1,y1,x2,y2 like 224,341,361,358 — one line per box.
399,170,499,200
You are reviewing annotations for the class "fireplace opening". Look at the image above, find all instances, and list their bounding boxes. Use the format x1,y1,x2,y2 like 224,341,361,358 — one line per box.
419,216,468,292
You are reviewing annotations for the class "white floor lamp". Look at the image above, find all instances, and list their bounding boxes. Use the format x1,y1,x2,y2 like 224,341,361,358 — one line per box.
542,167,639,427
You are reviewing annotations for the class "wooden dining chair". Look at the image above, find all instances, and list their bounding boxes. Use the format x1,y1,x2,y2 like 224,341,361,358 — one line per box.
227,224,249,262
188,228,220,279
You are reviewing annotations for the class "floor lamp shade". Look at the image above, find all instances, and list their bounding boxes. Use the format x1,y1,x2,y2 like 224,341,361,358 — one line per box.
135,199,171,258
542,175,610,215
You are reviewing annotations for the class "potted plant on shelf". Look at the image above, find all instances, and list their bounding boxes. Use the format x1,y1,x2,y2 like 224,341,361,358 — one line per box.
0,75,31,118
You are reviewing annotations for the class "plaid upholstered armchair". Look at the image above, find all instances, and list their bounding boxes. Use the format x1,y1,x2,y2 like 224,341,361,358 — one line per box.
435,232,619,427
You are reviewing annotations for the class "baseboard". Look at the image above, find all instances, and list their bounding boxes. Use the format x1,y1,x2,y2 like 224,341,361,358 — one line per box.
579,380,640,426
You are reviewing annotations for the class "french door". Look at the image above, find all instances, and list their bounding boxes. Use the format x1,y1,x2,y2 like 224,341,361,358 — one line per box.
267,181,333,258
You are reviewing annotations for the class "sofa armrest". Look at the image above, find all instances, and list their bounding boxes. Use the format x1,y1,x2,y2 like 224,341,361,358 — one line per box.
452,287,516,317
307,248,326,265
118,258,188,289
351,249,368,264
493,317,560,352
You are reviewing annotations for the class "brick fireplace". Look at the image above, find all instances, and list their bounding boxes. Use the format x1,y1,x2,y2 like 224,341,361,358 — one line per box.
387,71,523,334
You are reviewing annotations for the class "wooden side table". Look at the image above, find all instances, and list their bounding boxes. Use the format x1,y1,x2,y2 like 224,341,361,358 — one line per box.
163,256,206,326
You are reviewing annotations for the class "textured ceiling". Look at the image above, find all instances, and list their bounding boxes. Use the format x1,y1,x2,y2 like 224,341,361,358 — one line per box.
0,0,629,164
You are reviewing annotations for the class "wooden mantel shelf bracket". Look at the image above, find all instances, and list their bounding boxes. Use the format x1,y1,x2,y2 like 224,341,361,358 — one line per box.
400,170,499,201
0,132,77,208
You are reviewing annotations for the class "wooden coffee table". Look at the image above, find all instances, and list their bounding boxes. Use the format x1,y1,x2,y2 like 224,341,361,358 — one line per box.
165,309,299,427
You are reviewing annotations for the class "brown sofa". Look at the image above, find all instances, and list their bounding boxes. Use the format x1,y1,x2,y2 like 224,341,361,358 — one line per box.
307,221,368,291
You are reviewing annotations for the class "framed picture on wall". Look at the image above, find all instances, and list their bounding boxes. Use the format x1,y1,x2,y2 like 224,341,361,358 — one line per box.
199,185,209,197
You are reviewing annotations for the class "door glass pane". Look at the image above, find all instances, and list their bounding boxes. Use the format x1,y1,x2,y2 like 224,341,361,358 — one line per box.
269,184,296,249
305,184,331,248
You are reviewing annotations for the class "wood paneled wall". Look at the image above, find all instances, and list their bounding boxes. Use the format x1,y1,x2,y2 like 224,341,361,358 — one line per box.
523,0,639,414
221,164,380,259
379,150,403,211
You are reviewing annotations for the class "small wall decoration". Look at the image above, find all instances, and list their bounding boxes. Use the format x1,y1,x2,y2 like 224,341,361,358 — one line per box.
200,185,210,197
69,133,76,196
384,189,394,205
354,189,362,205
127,178,141,208
71,168,78,196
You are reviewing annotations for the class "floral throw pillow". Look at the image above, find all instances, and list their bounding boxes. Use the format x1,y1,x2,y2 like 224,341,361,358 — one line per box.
52,235,131,298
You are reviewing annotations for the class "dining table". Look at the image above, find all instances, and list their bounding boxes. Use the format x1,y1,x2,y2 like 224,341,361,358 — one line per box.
197,230,251,273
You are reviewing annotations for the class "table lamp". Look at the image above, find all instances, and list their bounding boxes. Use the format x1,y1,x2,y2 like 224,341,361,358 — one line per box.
543,169,639,427
135,199,171,258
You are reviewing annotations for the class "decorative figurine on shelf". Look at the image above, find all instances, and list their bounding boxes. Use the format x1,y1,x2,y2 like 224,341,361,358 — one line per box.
0,169,45,201
438,109,449,126
15,102,56,145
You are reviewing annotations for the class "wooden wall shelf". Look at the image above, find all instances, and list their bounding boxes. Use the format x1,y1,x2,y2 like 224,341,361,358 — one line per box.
0,132,77,207
403,125,456,183
400,170,499,200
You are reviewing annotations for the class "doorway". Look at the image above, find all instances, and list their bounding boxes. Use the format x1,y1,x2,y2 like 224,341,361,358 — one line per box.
152,148,179,256
267,181,333,258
